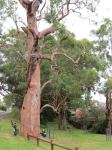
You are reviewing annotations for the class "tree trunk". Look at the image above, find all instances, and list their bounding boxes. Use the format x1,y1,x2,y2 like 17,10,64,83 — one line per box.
20,9,40,137
58,108,66,130
106,91,112,133
58,112,62,130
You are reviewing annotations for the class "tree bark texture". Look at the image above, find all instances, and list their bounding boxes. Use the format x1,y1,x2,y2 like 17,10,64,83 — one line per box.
20,1,41,138
58,107,66,130
106,91,112,132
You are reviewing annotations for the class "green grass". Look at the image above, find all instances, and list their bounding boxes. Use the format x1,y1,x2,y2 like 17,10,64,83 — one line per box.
0,115,112,150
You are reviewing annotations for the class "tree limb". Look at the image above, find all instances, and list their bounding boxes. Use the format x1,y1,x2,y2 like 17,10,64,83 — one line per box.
21,27,28,34
57,0,90,21
29,29,39,48
18,50,28,64
51,52,81,66
40,0,46,14
39,55,52,61
58,0,70,21
18,0,29,9
38,26,56,39
0,91,5,96
40,52,81,66
41,80,51,95
40,104,57,113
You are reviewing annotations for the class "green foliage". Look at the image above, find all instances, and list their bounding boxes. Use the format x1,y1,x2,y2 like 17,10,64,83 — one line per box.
102,77,112,95
0,0,17,32
92,18,112,96
0,104,6,111
45,0,99,24
92,18,112,66
41,108,56,125
0,30,27,108
40,24,107,118
67,101,106,134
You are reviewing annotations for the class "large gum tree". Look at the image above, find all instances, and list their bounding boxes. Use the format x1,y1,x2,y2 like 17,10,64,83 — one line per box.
18,0,99,138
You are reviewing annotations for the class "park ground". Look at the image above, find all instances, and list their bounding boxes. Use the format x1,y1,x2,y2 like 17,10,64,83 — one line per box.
0,113,112,150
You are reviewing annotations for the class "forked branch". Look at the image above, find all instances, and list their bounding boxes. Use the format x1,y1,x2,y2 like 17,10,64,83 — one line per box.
18,0,30,9
40,52,81,66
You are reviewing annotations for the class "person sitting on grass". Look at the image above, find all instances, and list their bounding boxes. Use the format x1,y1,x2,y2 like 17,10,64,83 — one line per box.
11,120,17,136
40,129,46,138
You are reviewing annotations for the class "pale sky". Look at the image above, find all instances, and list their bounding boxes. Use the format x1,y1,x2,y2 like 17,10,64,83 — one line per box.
5,0,112,39
64,0,112,39
2,0,112,103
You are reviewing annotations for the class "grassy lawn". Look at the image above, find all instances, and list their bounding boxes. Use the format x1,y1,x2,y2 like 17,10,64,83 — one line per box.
0,115,112,150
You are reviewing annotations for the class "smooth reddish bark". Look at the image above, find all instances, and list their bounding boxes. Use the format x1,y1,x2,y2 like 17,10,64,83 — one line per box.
20,1,41,137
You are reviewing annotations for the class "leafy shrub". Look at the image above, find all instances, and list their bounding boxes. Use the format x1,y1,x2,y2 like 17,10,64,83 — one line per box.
0,105,7,111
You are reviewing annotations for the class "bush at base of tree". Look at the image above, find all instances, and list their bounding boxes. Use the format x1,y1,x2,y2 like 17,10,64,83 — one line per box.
40,108,56,125
0,104,6,111
67,101,106,134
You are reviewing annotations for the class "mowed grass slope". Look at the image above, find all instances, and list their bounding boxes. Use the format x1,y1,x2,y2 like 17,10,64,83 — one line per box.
0,115,112,150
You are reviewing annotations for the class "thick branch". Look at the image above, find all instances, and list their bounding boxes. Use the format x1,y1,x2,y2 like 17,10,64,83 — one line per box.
56,100,65,112
40,52,81,66
29,29,38,47
39,55,52,61
38,26,56,39
41,80,51,95
51,52,81,66
40,104,57,113
21,27,28,34
18,0,29,9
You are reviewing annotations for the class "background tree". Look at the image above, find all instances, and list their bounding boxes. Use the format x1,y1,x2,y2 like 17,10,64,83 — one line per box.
0,0,18,99
40,26,106,129
0,30,27,108
84,18,112,133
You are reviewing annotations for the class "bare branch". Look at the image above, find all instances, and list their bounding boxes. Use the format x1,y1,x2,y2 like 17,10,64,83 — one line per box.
18,0,29,9
41,80,51,95
29,29,38,47
56,100,65,112
58,0,70,21
57,0,92,21
39,55,52,61
21,27,28,34
40,52,81,66
52,52,80,65
40,104,57,113
18,50,28,64
38,26,56,39
0,91,5,96
40,0,46,14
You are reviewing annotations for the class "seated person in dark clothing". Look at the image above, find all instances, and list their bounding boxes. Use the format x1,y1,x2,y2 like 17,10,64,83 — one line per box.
40,129,46,138
11,120,17,136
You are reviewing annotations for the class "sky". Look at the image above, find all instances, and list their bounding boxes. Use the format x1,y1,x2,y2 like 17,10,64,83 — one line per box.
2,0,112,103
64,0,112,39
5,0,112,40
